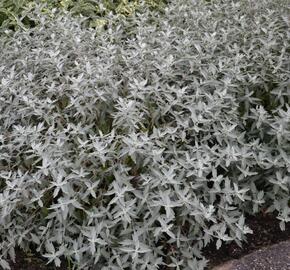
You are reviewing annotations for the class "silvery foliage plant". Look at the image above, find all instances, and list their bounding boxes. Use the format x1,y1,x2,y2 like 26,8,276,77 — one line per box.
0,0,289,269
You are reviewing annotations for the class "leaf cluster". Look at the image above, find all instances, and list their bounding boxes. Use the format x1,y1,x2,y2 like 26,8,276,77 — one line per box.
0,1,289,269
0,0,167,31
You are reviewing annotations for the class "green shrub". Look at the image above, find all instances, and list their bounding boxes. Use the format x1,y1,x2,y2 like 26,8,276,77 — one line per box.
0,0,167,31
0,1,289,269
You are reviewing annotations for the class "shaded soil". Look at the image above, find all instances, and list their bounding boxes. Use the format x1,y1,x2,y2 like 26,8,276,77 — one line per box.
8,250,67,270
203,213,290,269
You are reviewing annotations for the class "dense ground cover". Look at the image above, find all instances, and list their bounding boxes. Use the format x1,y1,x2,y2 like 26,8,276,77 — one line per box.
0,0,289,269
0,0,167,30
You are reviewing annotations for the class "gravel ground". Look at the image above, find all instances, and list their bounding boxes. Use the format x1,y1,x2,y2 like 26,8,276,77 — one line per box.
212,240,290,270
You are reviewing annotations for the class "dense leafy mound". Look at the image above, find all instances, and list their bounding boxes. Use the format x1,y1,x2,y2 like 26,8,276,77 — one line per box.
0,1,289,269
0,0,167,31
